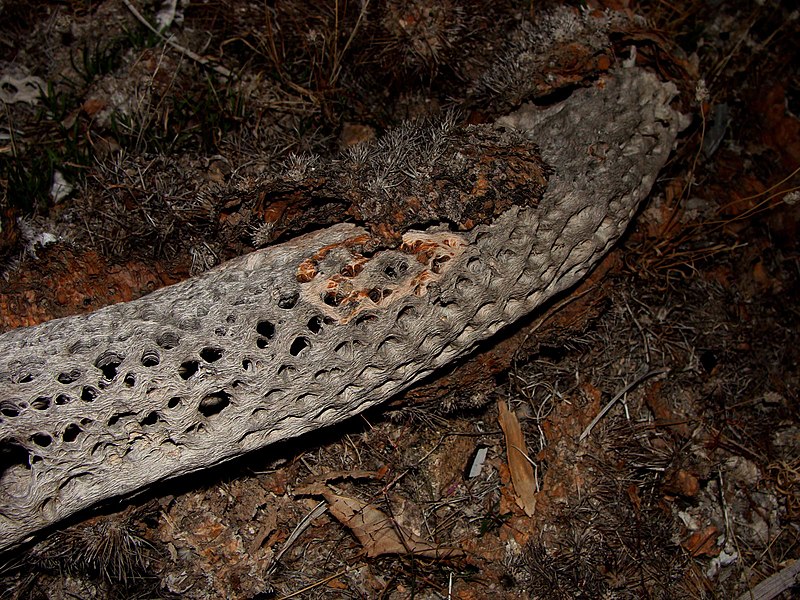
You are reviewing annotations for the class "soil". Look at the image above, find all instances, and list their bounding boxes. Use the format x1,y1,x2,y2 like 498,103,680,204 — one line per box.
1,0,799,599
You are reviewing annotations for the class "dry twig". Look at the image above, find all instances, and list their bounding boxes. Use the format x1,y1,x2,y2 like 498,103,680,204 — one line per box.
122,0,235,79
579,368,669,442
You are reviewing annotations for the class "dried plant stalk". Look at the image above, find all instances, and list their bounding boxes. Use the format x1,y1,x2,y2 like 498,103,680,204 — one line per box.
0,67,685,551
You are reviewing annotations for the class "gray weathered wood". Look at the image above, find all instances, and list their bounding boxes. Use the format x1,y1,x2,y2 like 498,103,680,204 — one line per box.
0,67,686,551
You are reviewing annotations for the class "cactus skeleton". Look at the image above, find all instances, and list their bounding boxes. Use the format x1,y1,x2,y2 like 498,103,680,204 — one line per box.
0,67,686,551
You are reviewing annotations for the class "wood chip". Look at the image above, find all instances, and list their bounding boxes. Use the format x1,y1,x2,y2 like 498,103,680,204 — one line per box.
497,399,537,517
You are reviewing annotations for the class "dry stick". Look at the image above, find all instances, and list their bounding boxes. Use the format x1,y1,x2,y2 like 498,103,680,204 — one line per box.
121,0,234,79
718,468,747,593
714,164,800,216
265,500,328,578
624,297,651,366
734,559,800,600
276,567,355,600
578,369,668,442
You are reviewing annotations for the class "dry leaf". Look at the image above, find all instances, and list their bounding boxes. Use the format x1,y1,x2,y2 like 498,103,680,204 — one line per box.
298,484,462,558
683,525,720,557
497,399,537,516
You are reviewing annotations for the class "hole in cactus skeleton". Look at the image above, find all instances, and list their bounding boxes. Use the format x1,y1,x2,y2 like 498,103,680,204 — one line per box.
384,261,408,279
62,424,81,443
308,315,334,334
95,352,123,380
0,401,20,417
278,291,299,309
256,320,275,338
198,391,231,417
140,411,160,426
107,412,134,426
156,332,180,349
0,442,31,480
323,291,343,307
200,347,223,363
290,337,310,356
31,433,52,447
141,350,161,367
57,370,81,384
32,397,51,410
178,360,200,380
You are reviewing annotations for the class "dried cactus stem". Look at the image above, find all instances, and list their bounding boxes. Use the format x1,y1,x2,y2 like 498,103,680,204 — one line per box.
241,117,551,250
0,67,686,552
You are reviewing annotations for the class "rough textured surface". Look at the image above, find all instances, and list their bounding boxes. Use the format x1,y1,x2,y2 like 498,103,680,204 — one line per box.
235,120,551,250
468,8,633,111
0,66,685,552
